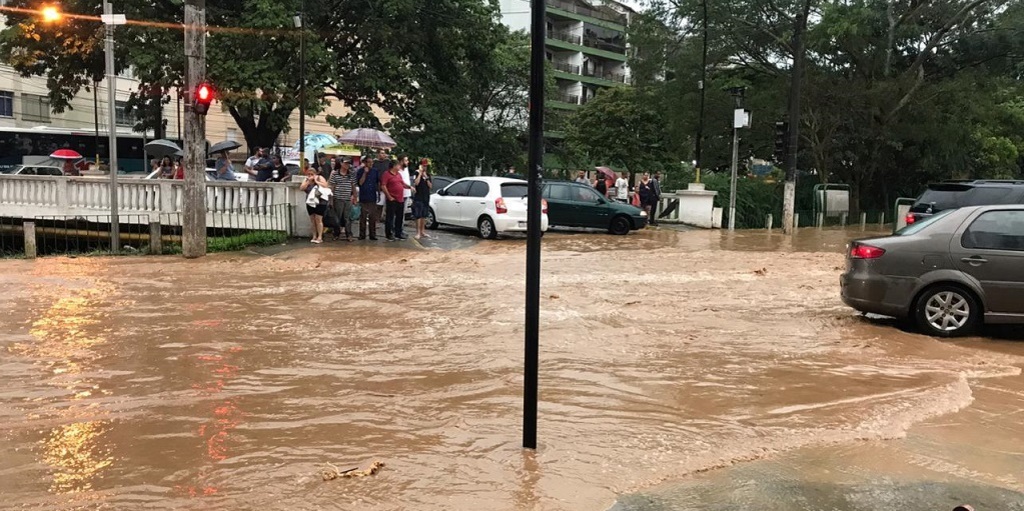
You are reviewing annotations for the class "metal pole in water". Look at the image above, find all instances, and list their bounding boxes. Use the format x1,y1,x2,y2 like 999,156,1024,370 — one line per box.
523,0,546,450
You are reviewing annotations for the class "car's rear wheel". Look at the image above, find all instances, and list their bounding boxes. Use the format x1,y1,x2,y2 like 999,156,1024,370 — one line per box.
914,285,980,338
478,216,498,239
427,208,439,230
609,215,631,235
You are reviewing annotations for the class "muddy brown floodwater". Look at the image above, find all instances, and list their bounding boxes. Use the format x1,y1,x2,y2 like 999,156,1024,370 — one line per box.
1,227,1023,511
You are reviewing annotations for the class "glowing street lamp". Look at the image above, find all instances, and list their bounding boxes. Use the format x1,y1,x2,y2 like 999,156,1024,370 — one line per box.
40,5,62,23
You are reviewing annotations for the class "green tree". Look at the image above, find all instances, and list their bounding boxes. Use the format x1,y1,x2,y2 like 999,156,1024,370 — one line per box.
564,86,670,177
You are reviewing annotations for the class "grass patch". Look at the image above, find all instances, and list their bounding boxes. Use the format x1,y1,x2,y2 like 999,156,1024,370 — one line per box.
163,231,287,255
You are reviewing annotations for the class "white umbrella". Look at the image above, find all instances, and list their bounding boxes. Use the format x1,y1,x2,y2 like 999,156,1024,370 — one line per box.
337,128,397,149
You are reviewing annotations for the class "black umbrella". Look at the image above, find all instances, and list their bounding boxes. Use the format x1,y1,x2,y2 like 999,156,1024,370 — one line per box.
208,140,242,155
144,139,182,158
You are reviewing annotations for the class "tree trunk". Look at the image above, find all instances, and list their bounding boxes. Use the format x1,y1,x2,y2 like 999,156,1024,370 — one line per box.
782,0,813,235
229,106,287,154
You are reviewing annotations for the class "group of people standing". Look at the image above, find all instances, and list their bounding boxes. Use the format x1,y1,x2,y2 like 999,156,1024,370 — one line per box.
300,149,433,244
576,169,664,226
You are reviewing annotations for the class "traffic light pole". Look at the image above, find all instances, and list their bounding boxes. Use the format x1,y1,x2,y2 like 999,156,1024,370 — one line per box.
182,0,207,258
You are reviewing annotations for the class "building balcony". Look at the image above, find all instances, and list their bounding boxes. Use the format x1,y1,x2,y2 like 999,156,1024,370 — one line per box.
552,61,582,75
555,93,581,105
582,67,630,84
583,35,626,54
547,0,627,26
548,29,583,46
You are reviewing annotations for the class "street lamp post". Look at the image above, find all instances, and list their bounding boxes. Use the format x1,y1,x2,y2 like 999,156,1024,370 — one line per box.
293,8,305,170
101,1,126,251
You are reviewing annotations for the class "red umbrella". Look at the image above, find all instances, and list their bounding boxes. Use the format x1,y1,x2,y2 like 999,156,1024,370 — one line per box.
50,148,83,160
596,166,617,180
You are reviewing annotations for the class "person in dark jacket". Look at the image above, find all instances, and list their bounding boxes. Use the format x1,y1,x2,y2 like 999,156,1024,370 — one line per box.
650,171,663,225
637,172,657,222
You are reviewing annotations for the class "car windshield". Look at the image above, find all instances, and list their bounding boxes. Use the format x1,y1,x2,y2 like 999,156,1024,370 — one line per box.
0,166,22,174
501,183,529,198
895,209,955,236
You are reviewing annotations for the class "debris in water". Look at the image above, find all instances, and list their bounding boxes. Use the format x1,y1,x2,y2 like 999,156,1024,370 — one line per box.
753,268,768,276
625,300,641,306
549,294,560,300
321,460,386,481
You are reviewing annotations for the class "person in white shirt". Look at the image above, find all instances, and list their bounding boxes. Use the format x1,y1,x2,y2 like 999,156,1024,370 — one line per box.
615,172,630,203
244,147,264,179
399,155,413,206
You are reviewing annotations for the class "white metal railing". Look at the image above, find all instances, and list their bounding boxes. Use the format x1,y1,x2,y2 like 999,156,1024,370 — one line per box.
0,174,300,232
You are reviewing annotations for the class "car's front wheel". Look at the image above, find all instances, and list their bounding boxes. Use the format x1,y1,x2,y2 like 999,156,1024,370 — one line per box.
478,216,498,239
427,208,439,230
914,285,980,338
609,216,631,235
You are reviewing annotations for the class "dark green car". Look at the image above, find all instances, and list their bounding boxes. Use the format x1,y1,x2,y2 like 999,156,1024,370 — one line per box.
542,181,648,235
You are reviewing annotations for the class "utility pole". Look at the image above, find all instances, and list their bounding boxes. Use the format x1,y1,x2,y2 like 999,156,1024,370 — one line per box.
523,0,546,450
182,0,207,257
782,0,813,235
102,0,120,252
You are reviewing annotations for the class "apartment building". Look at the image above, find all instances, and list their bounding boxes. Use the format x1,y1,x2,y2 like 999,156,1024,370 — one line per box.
501,0,634,171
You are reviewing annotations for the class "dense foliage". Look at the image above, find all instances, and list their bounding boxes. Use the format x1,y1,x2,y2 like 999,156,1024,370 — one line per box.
568,0,1024,211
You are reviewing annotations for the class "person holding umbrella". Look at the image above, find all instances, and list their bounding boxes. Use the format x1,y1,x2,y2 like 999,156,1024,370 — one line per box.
214,151,237,181
159,156,174,179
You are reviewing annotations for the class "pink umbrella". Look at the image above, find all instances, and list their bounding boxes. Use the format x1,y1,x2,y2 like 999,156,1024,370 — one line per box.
596,166,617,180
50,148,83,160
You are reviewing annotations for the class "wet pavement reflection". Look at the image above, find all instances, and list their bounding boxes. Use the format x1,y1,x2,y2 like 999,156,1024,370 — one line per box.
1,226,1022,510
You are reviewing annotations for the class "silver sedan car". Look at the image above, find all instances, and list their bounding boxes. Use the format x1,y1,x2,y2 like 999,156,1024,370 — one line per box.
841,205,1024,337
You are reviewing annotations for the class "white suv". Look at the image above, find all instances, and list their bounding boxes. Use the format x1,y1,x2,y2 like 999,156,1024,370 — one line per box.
428,177,549,238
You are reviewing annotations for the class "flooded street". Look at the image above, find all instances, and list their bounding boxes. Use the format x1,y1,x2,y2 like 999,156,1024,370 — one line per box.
1,227,1022,510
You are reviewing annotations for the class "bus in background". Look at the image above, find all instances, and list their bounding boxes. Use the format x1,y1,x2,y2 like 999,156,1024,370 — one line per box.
0,126,176,174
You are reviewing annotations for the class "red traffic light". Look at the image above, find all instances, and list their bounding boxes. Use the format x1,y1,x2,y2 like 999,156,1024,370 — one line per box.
194,83,214,115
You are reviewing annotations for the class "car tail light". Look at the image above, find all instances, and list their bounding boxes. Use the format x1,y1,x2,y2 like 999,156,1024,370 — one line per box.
541,199,548,214
849,244,886,259
905,213,916,225
495,197,507,214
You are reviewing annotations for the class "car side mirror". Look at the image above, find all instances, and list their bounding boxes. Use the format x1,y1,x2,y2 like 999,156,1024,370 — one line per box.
598,197,607,204
438,188,447,196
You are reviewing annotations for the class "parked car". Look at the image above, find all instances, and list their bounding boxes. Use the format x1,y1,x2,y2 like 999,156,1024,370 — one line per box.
841,205,1024,337
428,177,549,238
906,180,1024,225
143,167,250,182
1,164,64,176
431,175,454,193
543,181,647,235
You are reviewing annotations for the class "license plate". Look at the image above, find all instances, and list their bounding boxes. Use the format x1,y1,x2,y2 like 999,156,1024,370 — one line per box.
518,221,527,227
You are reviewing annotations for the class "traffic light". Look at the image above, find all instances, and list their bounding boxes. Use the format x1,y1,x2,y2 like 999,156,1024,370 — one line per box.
773,121,789,163
194,83,214,115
